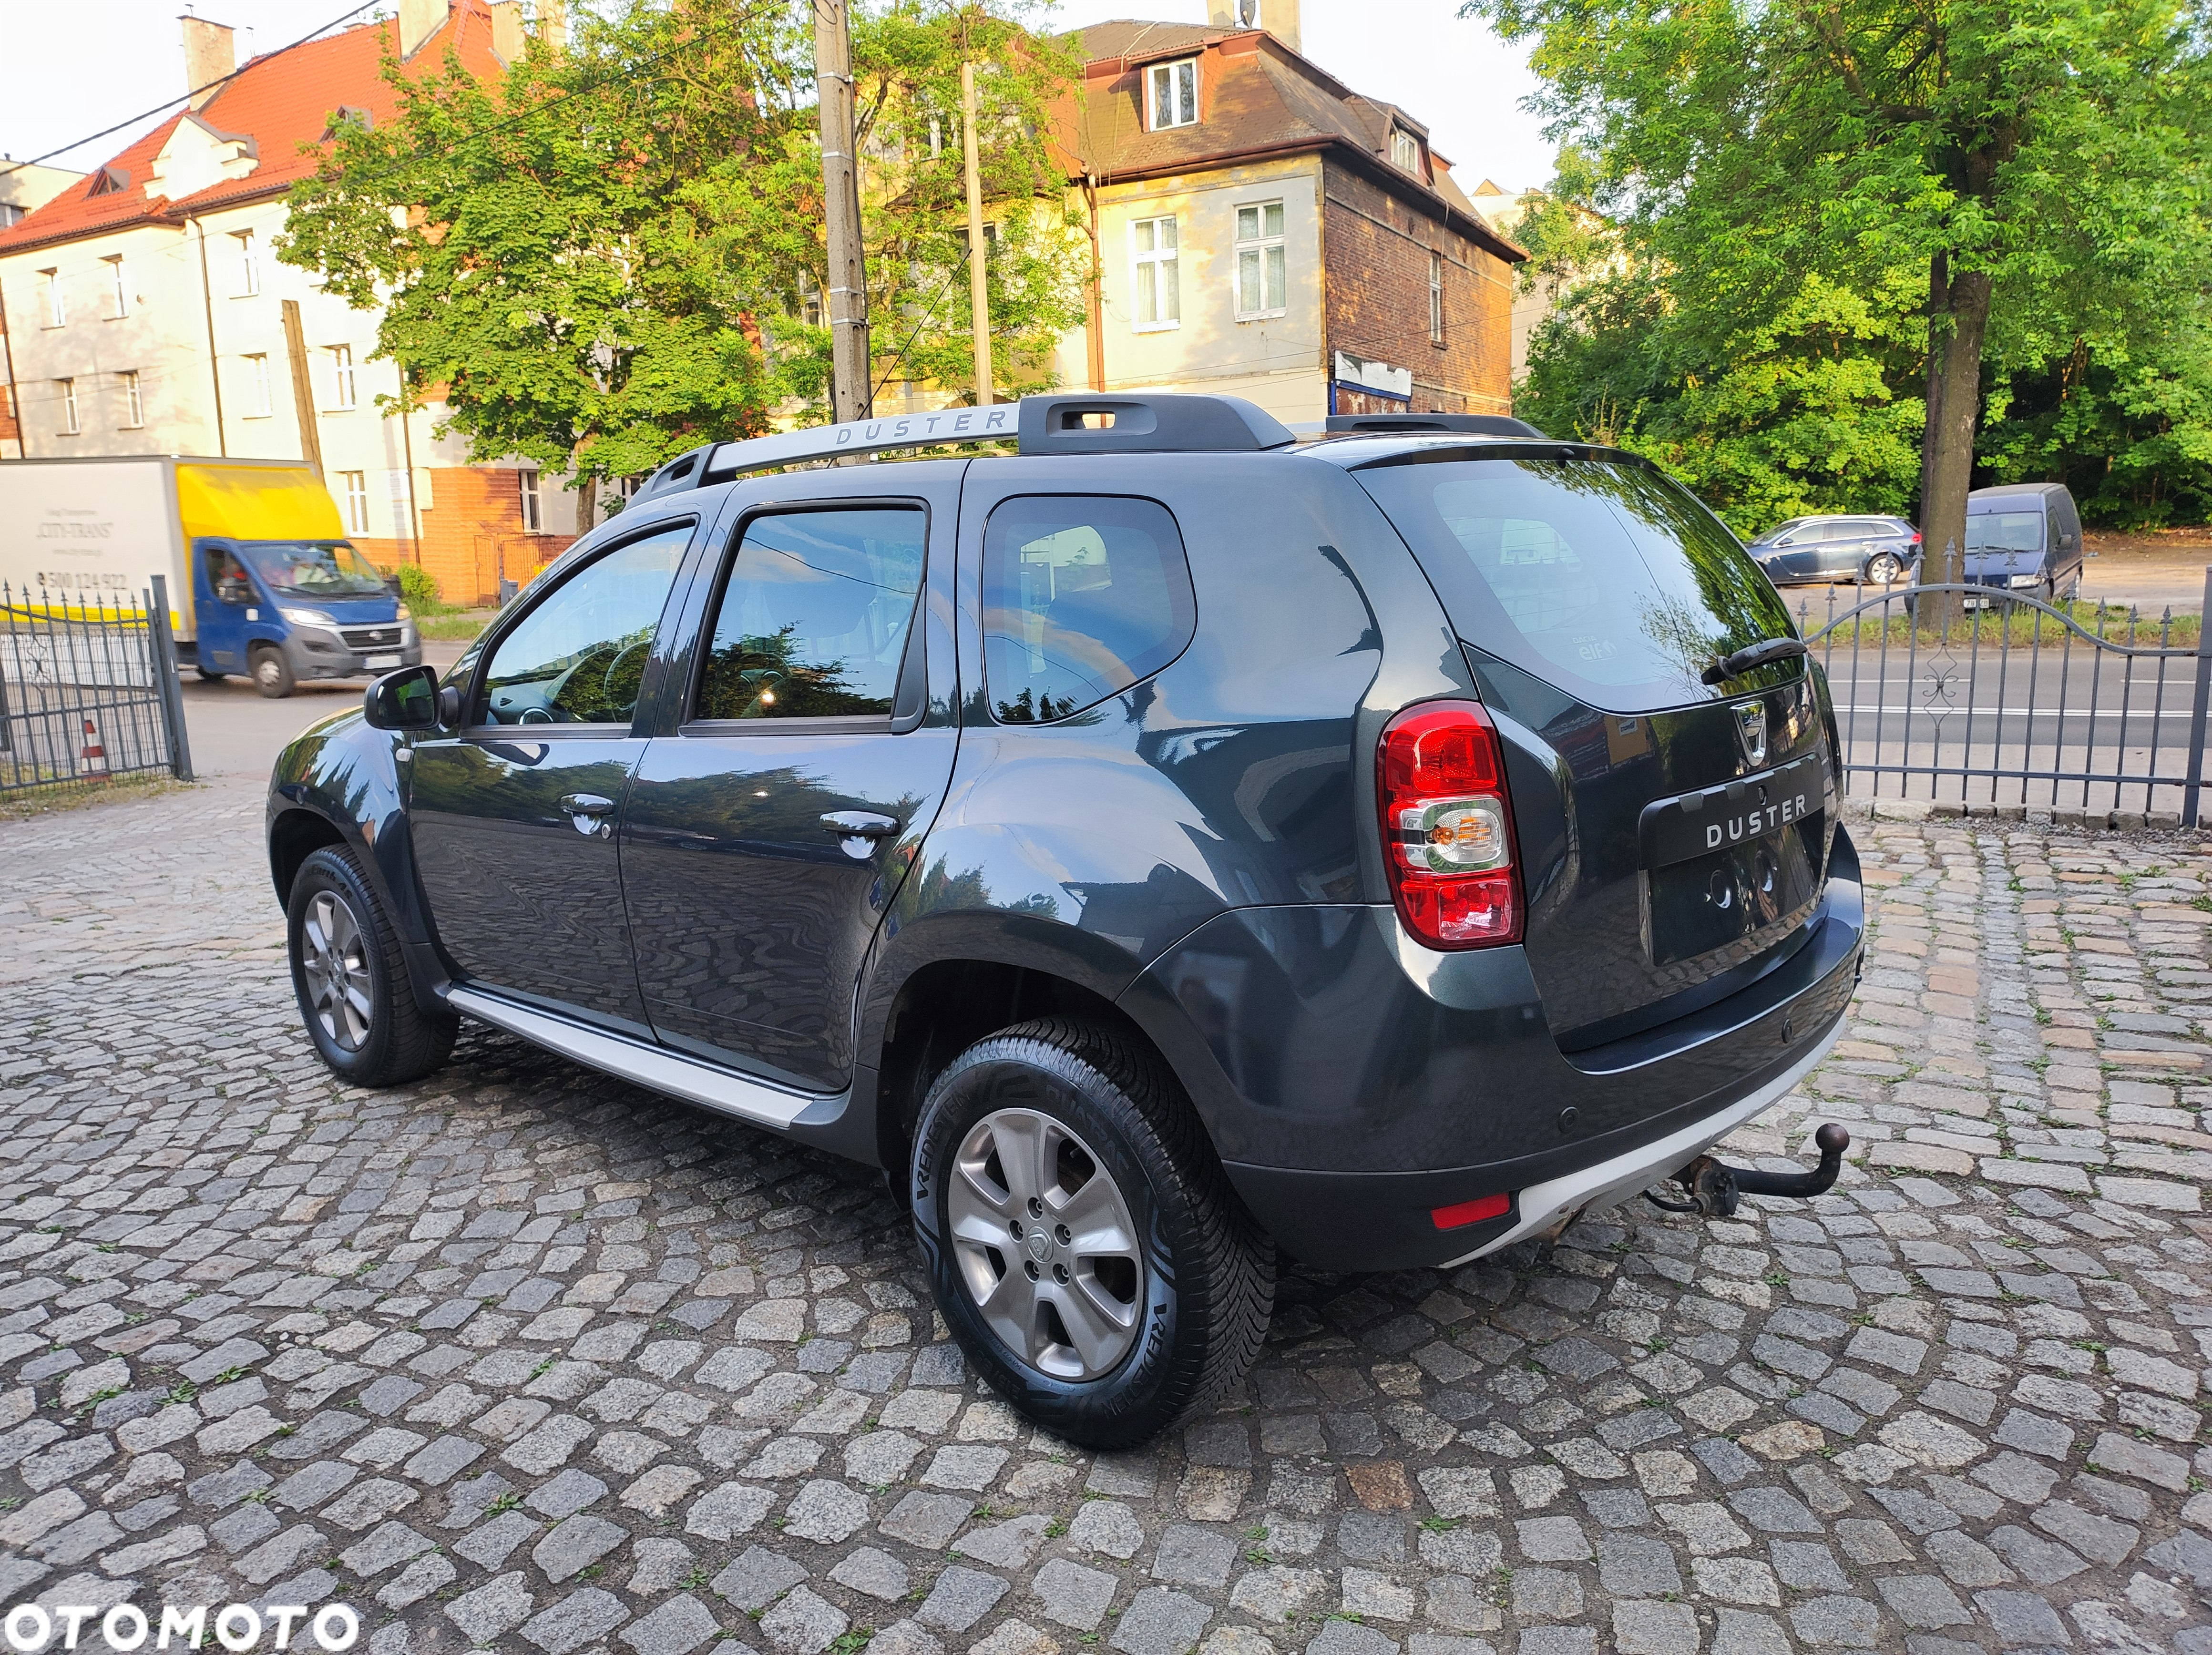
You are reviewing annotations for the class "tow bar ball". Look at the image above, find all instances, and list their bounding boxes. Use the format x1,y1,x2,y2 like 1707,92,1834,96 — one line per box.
1658,1122,1852,1220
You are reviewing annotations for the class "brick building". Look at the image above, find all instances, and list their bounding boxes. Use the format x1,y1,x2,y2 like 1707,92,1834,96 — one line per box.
0,0,580,606
1046,10,1524,424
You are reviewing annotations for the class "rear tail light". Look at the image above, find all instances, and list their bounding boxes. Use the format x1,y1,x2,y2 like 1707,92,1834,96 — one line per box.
1909,531,1923,545
1378,700,1523,948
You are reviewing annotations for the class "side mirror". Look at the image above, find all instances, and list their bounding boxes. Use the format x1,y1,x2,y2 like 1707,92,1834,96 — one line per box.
365,664,442,730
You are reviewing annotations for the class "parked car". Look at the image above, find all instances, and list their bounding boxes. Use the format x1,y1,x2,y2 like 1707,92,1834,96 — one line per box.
266,395,1864,1447
1960,481,2084,603
1744,513,1921,587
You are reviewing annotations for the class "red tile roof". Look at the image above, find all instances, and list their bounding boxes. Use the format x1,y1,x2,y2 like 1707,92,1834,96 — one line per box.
0,1,504,255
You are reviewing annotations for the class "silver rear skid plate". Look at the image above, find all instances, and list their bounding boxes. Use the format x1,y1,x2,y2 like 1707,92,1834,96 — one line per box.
1444,1012,1846,1266
445,987,839,1132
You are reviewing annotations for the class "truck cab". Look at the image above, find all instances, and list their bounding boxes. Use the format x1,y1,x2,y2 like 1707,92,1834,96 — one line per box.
194,534,418,696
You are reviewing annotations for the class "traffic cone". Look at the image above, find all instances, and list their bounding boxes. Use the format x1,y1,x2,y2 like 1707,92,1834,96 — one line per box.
80,715,109,780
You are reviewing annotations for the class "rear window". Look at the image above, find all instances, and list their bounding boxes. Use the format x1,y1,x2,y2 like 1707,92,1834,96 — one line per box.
1356,454,1797,713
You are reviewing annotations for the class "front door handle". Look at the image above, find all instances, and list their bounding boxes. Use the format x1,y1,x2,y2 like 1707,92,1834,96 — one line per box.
558,792,616,837
822,810,901,858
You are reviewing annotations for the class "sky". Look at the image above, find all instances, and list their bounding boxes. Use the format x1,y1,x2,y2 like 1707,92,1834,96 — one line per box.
0,0,1556,194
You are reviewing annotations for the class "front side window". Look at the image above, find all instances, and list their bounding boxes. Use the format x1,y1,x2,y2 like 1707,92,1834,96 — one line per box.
481,524,690,726
983,496,1196,724
1148,59,1197,130
695,507,926,722
203,544,254,604
1131,216,1179,329
329,345,356,410
1235,201,1286,318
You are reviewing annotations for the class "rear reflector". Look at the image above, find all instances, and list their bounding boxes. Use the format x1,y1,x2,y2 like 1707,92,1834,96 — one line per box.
1431,1191,1511,1230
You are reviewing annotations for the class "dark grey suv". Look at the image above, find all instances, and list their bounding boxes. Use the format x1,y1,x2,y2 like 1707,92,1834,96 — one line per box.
266,394,1863,1446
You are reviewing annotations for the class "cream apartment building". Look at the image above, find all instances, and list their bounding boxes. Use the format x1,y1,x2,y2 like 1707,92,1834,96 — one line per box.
0,0,580,605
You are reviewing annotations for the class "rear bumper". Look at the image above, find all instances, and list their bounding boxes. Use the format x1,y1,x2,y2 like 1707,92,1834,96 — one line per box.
1126,825,1864,1272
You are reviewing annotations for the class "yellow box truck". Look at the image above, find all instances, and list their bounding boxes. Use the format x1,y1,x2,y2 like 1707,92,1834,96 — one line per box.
0,456,420,697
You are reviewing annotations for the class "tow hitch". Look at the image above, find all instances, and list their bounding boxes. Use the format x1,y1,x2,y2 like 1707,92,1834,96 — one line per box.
1647,1122,1851,1218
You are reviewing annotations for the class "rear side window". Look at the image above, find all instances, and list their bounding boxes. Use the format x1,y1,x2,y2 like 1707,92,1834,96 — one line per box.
983,495,1195,723
1357,455,1795,714
695,507,925,721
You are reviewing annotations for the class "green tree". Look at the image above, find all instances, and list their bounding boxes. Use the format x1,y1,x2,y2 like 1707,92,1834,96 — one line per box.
1465,0,2212,559
278,1,1083,516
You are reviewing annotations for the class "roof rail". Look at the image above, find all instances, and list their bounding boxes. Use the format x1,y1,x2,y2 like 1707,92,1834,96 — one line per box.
627,392,1296,503
1322,412,1548,438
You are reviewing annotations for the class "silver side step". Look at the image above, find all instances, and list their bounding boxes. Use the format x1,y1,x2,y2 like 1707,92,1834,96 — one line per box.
446,987,831,1131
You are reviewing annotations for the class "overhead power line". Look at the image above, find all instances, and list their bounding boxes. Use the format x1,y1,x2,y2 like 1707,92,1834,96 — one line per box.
1,3,379,180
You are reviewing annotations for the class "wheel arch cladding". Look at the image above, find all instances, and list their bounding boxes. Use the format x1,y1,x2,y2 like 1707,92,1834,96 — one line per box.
866,948,1181,1177
268,807,344,907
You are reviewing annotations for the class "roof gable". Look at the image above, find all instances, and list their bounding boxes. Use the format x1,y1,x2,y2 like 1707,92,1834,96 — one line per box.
0,1,503,255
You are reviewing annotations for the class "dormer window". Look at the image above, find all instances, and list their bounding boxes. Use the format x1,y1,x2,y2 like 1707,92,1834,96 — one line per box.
86,165,130,197
1148,59,1198,131
320,105,374,142
1391,127,1423,175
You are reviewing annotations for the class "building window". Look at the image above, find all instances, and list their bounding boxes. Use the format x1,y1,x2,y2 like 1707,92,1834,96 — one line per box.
244,353,272,417
120,371,143,428
1147,59,1198,130
39,268,63,327
57,379,79,435
329,344,356,410
1234,201,1287,319
520,468,543,533
1392,128,1422,175
0,204,22,229
105,256,128,318
234,230,260,296
1429,250,1445,344
339,471,370,534
1131,215,1179,330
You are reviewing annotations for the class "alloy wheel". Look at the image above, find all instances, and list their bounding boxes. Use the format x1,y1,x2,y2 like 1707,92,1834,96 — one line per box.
944,1107,1144,1380
1867,552,1903,584
301,889,373,1050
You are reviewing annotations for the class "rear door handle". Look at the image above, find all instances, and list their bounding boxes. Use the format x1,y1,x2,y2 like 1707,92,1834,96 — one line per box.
558,792,616,837
821,810,901,839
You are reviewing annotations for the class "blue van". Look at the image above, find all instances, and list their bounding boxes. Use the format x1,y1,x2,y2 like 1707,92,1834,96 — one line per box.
1962,481,2085,603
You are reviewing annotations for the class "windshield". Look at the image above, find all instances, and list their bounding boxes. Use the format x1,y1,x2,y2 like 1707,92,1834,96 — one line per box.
1356,454,1799,713
237,540,391,599
1965,512,2044,554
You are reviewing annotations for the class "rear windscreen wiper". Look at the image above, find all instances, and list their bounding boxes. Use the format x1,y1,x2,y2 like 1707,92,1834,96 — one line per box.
1701,636,1808,686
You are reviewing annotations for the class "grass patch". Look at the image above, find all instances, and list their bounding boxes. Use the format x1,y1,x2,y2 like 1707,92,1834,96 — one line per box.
0,770,192,822
1802,597,2200,650
417,609,497,642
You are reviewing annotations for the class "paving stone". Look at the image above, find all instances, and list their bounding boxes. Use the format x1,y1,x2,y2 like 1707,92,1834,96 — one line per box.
532,1515,626,1582
915,1564,1011,1632
520,1586,630,1655
617,1594,719,1655
1110,1587,1214,1655
710,1545,808,1611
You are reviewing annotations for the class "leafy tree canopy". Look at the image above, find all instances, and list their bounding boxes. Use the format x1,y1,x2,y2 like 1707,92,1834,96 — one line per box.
278,0,1085,502
1465,0,2212,532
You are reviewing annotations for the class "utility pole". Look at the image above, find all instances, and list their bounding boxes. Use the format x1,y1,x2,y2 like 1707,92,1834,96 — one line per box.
815,0,870,421
961,59,993,406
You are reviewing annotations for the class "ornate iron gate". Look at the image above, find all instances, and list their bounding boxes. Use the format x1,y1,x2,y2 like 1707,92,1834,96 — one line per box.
1794,576,2212,824
0,576,195,798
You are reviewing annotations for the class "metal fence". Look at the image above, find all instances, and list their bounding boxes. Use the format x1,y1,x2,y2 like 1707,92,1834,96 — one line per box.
1796,573,2212,824
0,576,194,798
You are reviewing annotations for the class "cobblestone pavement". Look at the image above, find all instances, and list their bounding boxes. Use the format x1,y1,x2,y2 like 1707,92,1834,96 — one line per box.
3,778,2210,1655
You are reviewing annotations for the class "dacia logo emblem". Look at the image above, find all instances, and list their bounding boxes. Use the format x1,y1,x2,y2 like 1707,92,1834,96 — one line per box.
1735,701,1769,768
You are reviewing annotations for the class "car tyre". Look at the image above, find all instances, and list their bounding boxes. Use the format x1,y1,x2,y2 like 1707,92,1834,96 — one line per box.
252,644,296,698
1864,551,1905,585
195,665,227,682
911,1017,1274,1450
287,845,457,1086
